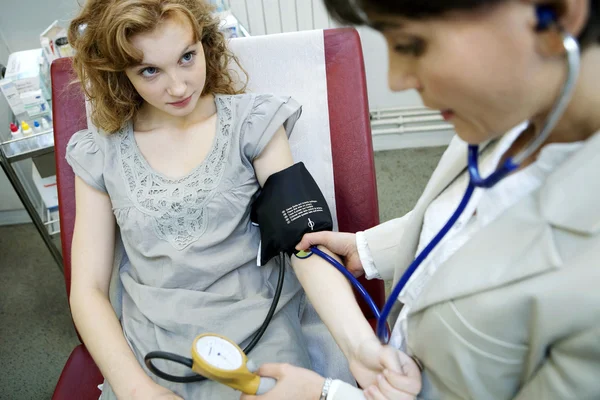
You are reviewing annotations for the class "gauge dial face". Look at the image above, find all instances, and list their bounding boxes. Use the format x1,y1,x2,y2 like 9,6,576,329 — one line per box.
195,336,243,371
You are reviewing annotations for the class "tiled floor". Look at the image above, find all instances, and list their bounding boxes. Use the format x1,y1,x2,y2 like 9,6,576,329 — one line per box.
0,146,445,399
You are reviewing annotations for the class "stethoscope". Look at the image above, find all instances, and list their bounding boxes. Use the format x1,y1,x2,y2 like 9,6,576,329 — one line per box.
144,5,580,388
306,6,581,343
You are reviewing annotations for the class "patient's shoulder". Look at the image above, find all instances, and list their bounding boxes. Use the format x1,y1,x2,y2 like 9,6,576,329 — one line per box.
217,93,298,119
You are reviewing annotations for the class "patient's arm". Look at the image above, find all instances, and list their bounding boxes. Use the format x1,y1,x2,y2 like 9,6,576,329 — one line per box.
252,126,294,186
291,248,388,386
71,177,182,400
252,127,385,384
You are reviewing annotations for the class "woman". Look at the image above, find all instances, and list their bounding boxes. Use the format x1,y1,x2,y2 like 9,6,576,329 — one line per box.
65,0,353,398
245,0,600,398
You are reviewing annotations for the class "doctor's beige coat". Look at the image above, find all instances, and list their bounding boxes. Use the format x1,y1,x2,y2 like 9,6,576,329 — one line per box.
360,132,600,399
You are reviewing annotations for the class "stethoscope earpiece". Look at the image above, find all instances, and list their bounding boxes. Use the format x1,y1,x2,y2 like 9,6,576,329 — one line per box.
535,5,558,31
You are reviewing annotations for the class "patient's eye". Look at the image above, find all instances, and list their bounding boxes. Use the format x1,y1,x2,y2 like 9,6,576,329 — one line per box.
140,66,158,78
180,51,196,65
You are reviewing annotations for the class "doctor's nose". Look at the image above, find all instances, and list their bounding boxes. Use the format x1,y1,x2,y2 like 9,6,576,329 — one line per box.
388,55,421,92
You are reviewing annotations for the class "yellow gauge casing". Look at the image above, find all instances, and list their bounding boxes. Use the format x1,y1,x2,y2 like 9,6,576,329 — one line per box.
191,333,262,394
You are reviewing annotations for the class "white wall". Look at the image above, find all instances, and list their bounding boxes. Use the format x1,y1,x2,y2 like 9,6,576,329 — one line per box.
0,0,80,52
227,0,452,149
228,0,421,110
355,27,423,110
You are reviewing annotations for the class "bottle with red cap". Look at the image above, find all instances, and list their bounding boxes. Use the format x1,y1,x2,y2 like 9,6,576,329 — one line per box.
9,122,24,153
10,122,21,138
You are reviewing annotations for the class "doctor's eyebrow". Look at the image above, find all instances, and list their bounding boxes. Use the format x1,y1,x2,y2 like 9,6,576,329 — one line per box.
369,20,403,32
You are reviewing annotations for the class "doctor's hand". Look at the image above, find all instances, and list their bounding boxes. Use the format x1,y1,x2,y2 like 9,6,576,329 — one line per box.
296,232,364,277
239,363,325,400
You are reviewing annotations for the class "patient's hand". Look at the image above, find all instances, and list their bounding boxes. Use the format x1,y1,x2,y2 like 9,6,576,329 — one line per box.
154,393,183,400
348,336,393,388
350,337,421,397
239,363,325,400
138,383,184,400
153,394,183,400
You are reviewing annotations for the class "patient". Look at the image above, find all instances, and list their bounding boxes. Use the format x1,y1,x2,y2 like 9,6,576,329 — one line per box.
65,0,353,398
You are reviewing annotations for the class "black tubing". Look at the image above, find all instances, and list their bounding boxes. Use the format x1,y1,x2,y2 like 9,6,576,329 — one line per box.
144,253,286,383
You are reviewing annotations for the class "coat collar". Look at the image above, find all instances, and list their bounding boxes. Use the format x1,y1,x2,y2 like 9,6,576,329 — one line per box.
540,131,600,235
391,135,473,270
408,131,600,314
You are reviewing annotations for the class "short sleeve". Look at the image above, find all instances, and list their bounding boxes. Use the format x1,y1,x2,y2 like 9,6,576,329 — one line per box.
240,93,302,161
65,129,107,193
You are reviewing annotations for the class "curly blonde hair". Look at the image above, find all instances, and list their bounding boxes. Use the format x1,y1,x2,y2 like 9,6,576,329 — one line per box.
68,0,247,133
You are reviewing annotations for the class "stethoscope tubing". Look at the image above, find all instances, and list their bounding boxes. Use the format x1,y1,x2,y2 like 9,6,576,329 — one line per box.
313,29,580,344
145,253,287,382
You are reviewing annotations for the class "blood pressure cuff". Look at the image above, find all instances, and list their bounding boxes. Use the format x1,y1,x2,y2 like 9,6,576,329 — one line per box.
252,162,333,265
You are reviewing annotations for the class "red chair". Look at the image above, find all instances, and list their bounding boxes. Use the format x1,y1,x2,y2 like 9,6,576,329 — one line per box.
51,27,382,399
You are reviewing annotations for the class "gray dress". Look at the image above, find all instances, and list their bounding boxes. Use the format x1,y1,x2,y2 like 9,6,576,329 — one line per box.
66,93,353,399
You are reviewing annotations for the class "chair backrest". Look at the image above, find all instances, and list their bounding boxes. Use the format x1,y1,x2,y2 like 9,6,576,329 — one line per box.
52,27,383,322
326,28,384,317
52,59,87,303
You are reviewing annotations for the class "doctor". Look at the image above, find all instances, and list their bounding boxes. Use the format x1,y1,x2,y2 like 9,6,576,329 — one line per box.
242,0,600,399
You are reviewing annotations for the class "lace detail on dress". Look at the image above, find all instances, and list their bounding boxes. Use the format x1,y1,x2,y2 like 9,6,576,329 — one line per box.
118,96,233,250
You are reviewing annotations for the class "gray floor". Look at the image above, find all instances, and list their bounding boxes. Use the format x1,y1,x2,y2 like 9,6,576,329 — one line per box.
0,227,79,399
0,146,444,400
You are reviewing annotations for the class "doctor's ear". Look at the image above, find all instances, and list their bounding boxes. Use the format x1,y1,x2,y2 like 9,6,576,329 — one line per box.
529,0,590,36
524,0,588,56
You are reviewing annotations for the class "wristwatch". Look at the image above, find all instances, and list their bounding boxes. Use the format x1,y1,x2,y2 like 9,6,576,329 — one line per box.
319,377,333,400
